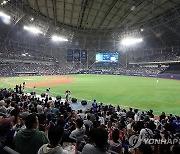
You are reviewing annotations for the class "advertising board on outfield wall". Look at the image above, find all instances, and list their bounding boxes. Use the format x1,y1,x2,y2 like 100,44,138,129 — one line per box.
77,70,180,80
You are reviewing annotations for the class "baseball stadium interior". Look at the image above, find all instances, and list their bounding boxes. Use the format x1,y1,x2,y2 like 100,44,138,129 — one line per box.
0,0,180,154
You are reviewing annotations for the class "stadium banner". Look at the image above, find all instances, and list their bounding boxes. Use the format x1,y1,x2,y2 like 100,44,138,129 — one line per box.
124,72,180,80
81,50,87,62
74,49,80,62
67,49,73,62
157,74,180,80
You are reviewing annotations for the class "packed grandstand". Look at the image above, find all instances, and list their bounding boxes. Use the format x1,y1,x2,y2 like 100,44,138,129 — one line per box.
0,0,180,154
0,88,180,154
0,43,180,77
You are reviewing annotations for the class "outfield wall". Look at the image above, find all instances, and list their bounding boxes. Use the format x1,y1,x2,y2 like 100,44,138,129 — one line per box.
124,72,180,80
77,70,180,80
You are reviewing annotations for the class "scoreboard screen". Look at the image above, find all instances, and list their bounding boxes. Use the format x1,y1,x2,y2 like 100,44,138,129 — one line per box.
96,52,118,63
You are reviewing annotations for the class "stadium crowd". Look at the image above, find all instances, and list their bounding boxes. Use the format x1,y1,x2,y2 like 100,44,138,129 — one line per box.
0,87,179,154
125,67,166,74
90,66,166,75
0,62,78,77
0,59,167,77
0,44,55,62
132,52,180,63
1,43,178,77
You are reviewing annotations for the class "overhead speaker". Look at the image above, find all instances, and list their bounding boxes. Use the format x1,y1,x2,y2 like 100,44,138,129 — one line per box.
71,98,77,103
81,100,87,105
41,93,45,97
56,95,61,100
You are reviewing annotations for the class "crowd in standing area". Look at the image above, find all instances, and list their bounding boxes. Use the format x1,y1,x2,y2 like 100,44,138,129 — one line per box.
0,87,180,154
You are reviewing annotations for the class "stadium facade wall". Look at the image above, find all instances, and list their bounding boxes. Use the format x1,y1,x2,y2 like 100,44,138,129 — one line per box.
77,70,180,80
126,72,180,80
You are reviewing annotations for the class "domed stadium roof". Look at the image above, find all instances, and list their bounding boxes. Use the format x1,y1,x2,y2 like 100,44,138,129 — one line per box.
0,0,180,48
19,0,180,31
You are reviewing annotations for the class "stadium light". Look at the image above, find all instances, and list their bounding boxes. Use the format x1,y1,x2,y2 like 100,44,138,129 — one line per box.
52,35,68,42
0,11,11,19
1,0,9,6
30,17,34,22
121,37,143,46
24,26,43,35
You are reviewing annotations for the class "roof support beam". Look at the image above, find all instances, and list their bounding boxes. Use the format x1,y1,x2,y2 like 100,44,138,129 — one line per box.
63,0,66,25
4,14,26,42
113,4,180,36
103,2,124,30
76,0,87,29
113,0,144,33
149,28,166,46
52,0,57,26
44,0,49,18
132,6,180,32
90,0,106,31
70,0,75,26
83,0,94,31
163,22,180,36
79,0,88,28
26,0,30,6
35,0,40,12
123,0,168,31
97,0,118,29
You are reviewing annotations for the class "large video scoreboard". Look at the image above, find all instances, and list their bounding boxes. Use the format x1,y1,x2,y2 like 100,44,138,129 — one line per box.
96,52,118,63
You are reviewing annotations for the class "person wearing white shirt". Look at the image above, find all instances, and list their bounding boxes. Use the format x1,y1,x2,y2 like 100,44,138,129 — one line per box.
139,122,154,141
83,115,93,128
98,113,105,125
77,110,86,120
70,119,85,141
134,109,139,122
127,118,135,135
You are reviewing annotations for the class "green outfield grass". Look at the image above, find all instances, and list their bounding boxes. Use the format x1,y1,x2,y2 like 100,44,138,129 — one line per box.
0,74,180,115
